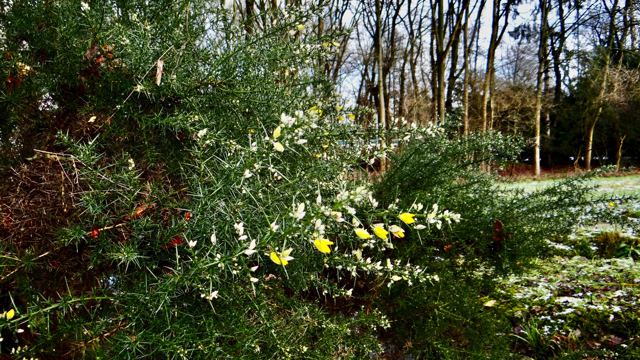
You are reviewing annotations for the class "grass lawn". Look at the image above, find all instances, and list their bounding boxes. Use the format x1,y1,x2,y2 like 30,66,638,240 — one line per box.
502,174,640,198
495,174,640,359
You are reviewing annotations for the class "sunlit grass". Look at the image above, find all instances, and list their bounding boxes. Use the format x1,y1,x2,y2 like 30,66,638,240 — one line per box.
503,174,640,198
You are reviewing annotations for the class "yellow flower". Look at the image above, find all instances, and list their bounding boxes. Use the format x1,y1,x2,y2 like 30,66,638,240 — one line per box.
609,202,615,207
338,116,344,121
273,126,282,139
297,24,305,31
270,248,294,266
347,114,355,120
5,309,15,320
273,142,284,152
314,238,334,254
399,213,416,225
354,248,362,260
389,225,405,238
354,228,370,239
372,224,388,239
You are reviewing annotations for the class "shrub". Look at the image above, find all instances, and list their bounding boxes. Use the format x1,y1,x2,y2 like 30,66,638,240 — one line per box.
0,1,634,359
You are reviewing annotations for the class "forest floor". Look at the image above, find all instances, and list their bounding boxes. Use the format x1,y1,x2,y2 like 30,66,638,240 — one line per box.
498,174,640,359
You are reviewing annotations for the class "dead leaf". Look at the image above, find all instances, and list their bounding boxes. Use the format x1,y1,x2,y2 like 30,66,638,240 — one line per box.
604,335,623,347
483,300,497,307
156,59,165,86
586,341,601,349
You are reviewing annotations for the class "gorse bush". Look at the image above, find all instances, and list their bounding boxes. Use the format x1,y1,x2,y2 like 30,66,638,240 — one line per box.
0,1,631,359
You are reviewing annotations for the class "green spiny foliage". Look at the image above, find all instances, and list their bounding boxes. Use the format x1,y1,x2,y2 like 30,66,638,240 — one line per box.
0,1,635,359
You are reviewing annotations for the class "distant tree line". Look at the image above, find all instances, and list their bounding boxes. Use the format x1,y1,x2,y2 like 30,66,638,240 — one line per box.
256,0,639,174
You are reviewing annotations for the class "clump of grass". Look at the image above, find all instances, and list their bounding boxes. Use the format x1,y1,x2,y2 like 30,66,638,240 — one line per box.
596,232,639,258
623,210,640,219
512,320,558,358
574,236,597,259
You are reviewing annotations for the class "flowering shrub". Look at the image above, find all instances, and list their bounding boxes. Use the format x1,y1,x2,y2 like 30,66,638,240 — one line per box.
0,1,633,359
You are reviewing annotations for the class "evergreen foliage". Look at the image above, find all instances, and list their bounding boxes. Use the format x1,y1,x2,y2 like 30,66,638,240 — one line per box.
0,1,633,359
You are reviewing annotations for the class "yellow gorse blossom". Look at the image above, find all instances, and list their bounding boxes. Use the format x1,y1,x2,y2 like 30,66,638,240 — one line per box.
354,228,370,239
273,126,282,139
372,224,388,240
399,213,416,225
2,309,15,320
270,248,294,266
389,225,405,238
273,142,284,152
314,238,334,254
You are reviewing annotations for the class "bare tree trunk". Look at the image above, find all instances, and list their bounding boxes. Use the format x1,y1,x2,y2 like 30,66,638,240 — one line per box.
534,0,550,177
630,0,637,48
399,47,409,119
445,19,462,114
376,0,387,172
586,0,618,171
244,0,255,34
463,4,470,137
481,0,512,132
615,133,627,171
429,26,438,123
544,67,551,166
462,0,486,136
585,111,600,171
432,0,469,123
534,80,543,177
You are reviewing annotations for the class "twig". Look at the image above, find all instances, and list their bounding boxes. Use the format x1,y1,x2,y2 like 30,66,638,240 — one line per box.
33,149,75,157
64,322,126,358
106,46,176,124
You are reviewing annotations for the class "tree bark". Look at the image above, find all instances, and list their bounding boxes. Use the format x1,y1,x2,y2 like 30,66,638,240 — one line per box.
462,0,486,136
376,0,387,172
481,0,512,132
615,133,626,171
534,0,550,177
463,4,470,137
586,0,617,171
432,0,469,123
